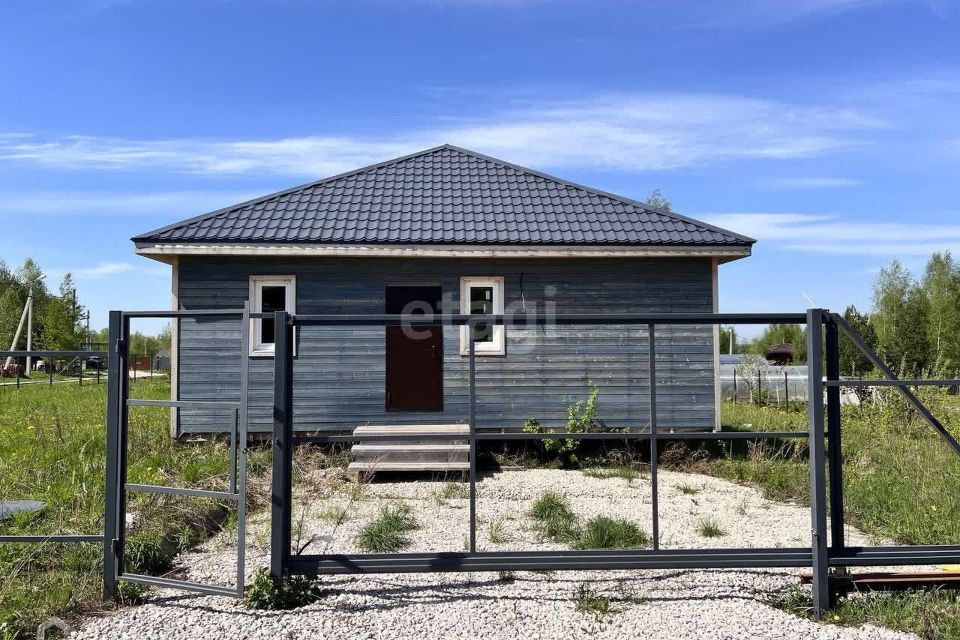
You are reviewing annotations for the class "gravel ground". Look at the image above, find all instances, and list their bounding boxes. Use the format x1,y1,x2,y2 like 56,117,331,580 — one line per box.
74,468,914,640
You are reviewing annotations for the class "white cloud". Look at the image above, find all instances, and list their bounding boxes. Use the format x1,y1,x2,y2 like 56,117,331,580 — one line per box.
757,177,862,189
75,262,136,277
0,94,882,177
0,190,263,215
701,212,960,256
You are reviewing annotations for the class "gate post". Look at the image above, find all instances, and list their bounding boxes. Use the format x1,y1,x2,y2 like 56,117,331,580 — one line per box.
103,311,123,599
271,311,293,579
807,309,830,617
825,315,845,551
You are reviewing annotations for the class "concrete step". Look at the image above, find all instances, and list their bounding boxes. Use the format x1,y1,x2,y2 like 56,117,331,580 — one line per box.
352,444,470,454
347,461,469,472
354,424,469,436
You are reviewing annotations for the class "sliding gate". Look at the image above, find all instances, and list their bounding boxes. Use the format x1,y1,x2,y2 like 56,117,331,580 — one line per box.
268,309,960,618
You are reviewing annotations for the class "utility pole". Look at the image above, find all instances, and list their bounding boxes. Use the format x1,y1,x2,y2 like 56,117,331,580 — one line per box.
25,287,34,374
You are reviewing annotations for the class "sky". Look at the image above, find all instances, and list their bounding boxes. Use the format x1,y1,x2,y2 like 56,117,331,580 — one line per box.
3,0,960,335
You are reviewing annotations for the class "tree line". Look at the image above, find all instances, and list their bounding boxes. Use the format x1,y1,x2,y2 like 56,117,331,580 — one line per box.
1,258,170,357
722,251,960,377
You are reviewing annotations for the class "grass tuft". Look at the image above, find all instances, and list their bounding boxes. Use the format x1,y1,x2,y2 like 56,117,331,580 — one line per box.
355,504,419,552
582,466,644,482
488,518,508,544
574,516,650,550
676,483,701,496
574,583,617,620
696,518,726,539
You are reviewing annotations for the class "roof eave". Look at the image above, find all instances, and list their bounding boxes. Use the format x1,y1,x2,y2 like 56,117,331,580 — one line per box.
134,241,752,263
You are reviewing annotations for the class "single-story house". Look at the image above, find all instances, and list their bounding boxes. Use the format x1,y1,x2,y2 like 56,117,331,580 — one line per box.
133,144,754,443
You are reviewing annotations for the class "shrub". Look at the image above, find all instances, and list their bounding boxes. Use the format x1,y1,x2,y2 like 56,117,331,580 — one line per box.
246,568,326,610
574,516,650,550
356,504,419,552
523,385,600,463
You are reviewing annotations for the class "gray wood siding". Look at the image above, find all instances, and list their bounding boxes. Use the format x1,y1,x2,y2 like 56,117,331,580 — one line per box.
175,257,717,433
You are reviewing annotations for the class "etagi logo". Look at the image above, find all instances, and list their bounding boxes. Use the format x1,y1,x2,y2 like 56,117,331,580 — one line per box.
37,617,72,639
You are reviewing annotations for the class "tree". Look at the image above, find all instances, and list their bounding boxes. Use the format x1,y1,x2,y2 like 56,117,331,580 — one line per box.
871,260,931,375
837,305,876,376
744,323,808,364
921,251,960,369
644,188,672,212
719,326,737,354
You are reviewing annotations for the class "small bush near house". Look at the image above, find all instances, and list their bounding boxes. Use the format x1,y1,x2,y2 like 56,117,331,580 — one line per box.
246,568,327,610
356,504,419,552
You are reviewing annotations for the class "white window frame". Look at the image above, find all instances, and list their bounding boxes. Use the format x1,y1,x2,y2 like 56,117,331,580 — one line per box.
249,275,296,357
460,276,505,356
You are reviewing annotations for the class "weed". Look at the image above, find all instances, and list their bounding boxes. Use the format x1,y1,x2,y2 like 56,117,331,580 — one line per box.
498,571,516,582
432,482,468,506
574,516,650,550
356,504,419,552
696,518,726,538
246,568,327,610
676,483,701,495
319,505,349,524
574,583,617,620
529,491,579,543
488,518,508,544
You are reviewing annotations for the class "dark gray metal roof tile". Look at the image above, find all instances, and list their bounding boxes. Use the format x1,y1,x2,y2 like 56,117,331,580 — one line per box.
134,145,754,247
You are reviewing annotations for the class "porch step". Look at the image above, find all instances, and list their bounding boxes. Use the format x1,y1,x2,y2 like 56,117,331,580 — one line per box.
350,424,470,474
347,461,469,472
352,444,470,454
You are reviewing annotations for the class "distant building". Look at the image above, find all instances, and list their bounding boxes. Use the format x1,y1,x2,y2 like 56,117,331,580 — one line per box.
766,343,795,366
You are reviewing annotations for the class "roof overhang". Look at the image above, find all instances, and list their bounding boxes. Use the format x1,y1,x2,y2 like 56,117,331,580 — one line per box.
135,242,751,264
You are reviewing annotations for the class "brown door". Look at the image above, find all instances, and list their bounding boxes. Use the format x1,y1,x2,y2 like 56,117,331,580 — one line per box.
385,286,443,411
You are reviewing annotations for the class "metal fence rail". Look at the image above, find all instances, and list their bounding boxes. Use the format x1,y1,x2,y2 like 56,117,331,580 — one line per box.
266,309,960,619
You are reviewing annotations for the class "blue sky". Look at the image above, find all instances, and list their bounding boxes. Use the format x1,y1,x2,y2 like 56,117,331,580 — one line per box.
3,0,960,334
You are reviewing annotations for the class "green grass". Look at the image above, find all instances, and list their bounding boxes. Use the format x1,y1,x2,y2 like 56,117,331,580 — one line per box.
695,518,725,539
0,379,266,639
487,518,508,544
773,587,960,640
582,465,644,482
690,396,960,637
529,492,650,549
355,504,419,552
574,583,617,620
573,516,650,549
676,483,701,496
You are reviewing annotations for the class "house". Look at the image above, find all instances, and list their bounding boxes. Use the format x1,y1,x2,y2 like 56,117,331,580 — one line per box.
133,145,754,455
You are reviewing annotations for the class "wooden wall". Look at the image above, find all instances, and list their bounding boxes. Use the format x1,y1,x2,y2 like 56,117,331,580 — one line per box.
175,256,717,433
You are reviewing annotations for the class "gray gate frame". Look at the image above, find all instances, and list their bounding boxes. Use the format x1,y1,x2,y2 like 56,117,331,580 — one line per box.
268,309,960,618
103,306,251,598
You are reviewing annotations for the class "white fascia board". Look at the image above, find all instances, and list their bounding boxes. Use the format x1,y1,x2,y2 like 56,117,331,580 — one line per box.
135,242,751,262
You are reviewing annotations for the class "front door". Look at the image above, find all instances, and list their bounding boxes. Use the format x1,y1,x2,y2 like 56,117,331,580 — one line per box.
385,286,443,411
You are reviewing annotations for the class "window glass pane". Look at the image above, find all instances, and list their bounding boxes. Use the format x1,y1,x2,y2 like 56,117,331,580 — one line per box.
470,286,494,343
259,284,287,346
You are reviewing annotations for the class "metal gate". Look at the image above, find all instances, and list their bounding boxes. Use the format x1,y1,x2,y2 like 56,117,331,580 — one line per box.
102,307,251,598
268,309,960,618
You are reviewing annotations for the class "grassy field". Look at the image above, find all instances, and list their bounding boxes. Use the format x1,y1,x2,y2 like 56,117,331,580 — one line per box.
0,379,265,639
680,393,960,640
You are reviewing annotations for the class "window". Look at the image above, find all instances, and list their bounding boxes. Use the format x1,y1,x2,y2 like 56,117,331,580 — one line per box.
249,276,296,356
460,277,504,355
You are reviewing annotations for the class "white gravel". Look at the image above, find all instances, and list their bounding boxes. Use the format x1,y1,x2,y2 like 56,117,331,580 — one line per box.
74,468,914,640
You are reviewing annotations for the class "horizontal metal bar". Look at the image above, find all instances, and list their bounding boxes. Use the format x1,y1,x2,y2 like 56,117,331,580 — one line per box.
120,309,246,318
826,379,960,387
125,483,239,501
289,312,808,327
0,534,101,543
289,547,813,575
119,573,239,597
831,545,960,566
127,398,241,409
0,350,106,358
291,430,809,444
